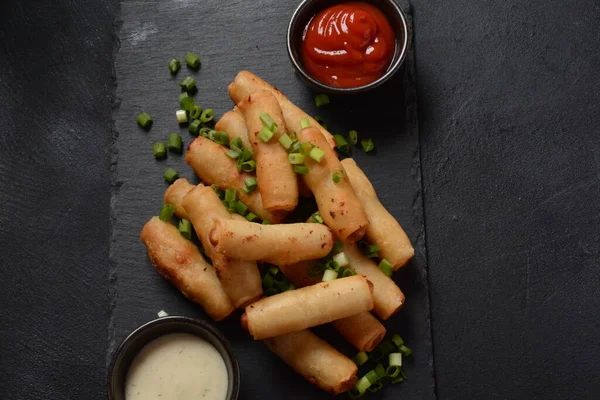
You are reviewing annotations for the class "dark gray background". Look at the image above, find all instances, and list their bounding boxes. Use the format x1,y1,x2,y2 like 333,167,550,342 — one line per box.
0,0,598,399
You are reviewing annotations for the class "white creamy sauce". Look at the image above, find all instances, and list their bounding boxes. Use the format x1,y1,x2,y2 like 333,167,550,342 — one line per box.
125,332,228,400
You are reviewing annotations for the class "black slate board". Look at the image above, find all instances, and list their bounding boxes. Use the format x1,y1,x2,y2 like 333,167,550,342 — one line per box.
110,0,434,398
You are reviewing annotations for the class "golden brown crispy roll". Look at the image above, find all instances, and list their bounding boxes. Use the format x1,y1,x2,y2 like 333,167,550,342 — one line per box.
163,178,194,219
228,70,336,148
298,127,369,242
341,158,414,269
214,107,252,150
330,311,386,352
264,330,358,395
238,90,298,211
241,275,374,340
209,218,334,265
342,241,405,320
185,136,285,223
181,185,263,308
140,217,235,321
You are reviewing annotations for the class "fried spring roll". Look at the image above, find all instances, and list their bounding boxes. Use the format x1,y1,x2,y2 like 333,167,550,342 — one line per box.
241,275,374,340
298,127,369,242
209,218,333,264
215,107,252,150
228,71,336,149
164,178,194,219
185,136,285,223
343,241,405,320
181,185,263,308
341,158,415,269
280,260,385,352
264,330,358,395
238,90,298,211
330,312,386,352
140,217,235,321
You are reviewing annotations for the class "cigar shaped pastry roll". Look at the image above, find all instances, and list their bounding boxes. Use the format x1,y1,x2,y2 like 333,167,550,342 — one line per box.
341,158,414,269
264,330,358,395
279,260,385,352
228,70,336,149
185,136,285,223
209,218,334,265
181,185,263,308
298,127,369,242
342,241,405,320
215,107,252,150
140,217,235,321
238,90,298,211
241,275,374,340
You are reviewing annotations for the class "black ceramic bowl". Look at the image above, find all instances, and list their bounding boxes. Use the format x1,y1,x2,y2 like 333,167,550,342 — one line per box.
106,316,240,400
287,0,410,94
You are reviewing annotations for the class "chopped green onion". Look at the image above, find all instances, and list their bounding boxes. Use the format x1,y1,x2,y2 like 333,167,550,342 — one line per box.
246,212,258,222
179,92,194,108
354,376,372,394
360,243,380,258
333,252,349,267
348,130,358,145
311,212,324,224
278,133,293,150
268,266,279,276
240,160,256,172
153,142,166,159
163,168,179,183
375,364,387,381
391,376,404,384
289,141,300,153
264,287,279,297
168,58,181,73
352,351,369,366
190,105,202,119
167,133,183,153
386,365,401,379
176,110,188,124
364,370,379,385
379,259,393,276
322,269,338,282
230,137,244,152
389,353,402,367
367,381,384,393
200,108,214,123
262,273,274,289
300,117,311,129
180,76,197,93
326,259,341,272
391,334,405,347
244,177,258,192
238,148,253,162
342,268,356,277
188,119,201,136
348,388,365,399
258,126,274,143
224,188,237,203
399,345,412,357
262,220,270,225
287,284,296,291
332,170,345,183
211,184,224,199
159,204,175,222
234,201,248,216
178,218,192,240
361,138,375,152
332,240,343,254
137,112,152,129
314,116,328,130
199,127,212,137
309,147,325,162
293,165,308,175
333,134,349,153
288,153,305,164
299,142,313,155
210,130,229,146
226,148,241,159
184,52,201,69
259,112,277,132
314,94,330,107
308,263,325,277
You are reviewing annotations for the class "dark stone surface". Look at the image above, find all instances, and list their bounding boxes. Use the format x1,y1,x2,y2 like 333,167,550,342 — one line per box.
109,1,433,399
0,0,116,399
411,0,600,398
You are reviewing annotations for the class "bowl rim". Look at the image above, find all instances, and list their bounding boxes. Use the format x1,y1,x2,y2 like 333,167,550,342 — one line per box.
287,0,410,94
106,315,240,400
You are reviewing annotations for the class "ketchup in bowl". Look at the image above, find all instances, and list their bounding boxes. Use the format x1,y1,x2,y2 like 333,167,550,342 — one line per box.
301,2,395,88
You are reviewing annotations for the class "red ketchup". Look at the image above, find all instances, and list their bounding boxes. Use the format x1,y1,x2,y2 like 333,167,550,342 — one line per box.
301,2,395,88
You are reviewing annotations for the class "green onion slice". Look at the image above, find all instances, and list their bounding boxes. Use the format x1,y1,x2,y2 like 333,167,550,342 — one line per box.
188,119,201,136
137,112,152,129
246,212,258,222
168,58,181,73
278,133,293,150
180,76,197,93
190,105,202,119
300,117,311,129
392,334,405,348
309,147,325,162
379,259,393,276
258,126,274,143
364,370,379,385
244,177,258,192
240,160,256,172
224,188,237,202
230,137,244,151
354,376,371,395
226,149,241,159
200,108,214,123
399,344,412,357
211,184,224,199
234,201,248,216
210,130,229,146
333,134,349,154
199,127,212,138
159,204,175,222
332,252,349,267
389,352,402,367
361,138,375,152
176,110,188,124
153,142,166,159
184,52,201,69
262,273,274,289
178,218,192,240
342,268,356,277
367,381,384,393
163,168,179,183
259,112,277,132
349,130,358,145
314,94,330,107
332,170,346,183
322,269,338,282
288,153,305,164
352,351,369,366
167,133,183,153
310,212,324,224
293,165,308,175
